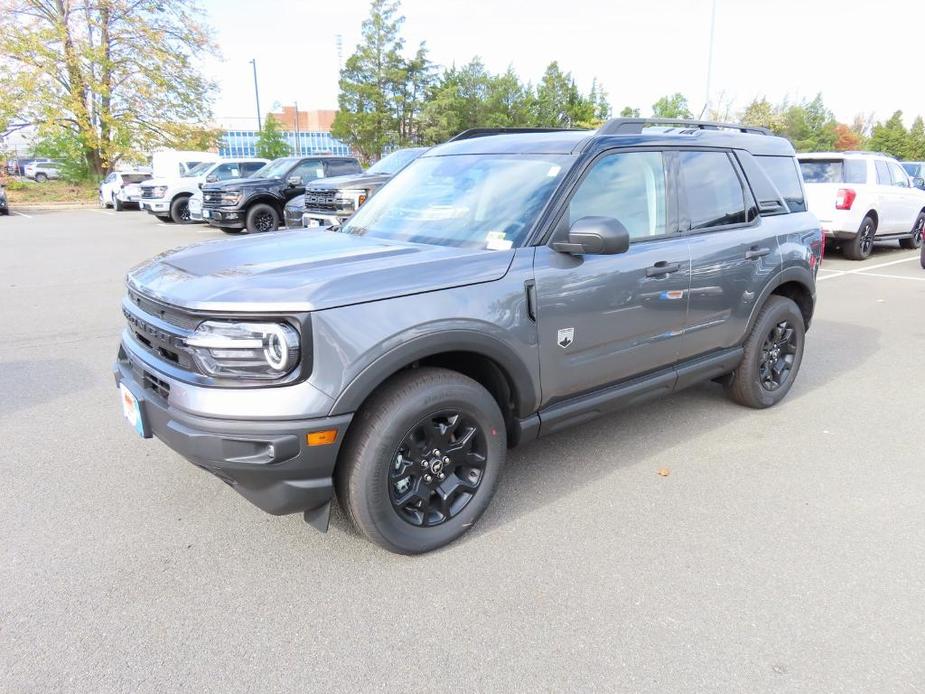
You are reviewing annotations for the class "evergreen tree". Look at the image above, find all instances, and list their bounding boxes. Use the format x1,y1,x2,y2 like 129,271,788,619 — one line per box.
868,111,909,158
651,93,693,119
619,106,641,118
255,115,290,160
905,116,925,160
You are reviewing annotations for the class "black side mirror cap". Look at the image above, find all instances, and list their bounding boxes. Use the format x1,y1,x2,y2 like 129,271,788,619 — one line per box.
552,216,631,255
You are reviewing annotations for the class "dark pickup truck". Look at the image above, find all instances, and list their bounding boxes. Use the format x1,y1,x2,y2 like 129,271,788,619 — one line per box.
201,155,361,233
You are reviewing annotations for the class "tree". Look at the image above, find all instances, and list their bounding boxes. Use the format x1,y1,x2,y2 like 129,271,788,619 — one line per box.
739,97,785,132
781,94,837,152
331,0,411,161
255,115,290,159
868,111,909,159
907,116,925,160
395,43,437,146
619,106,640,118
533,62,599,127
834,123,861,151
652,93,692,119
1,0,220,178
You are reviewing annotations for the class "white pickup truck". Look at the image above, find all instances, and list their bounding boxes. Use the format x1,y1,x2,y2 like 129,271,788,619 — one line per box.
140,157,268,224
799,152,925,259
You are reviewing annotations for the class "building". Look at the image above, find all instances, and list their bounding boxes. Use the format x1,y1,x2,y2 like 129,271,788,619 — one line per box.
219,130,350,158
268,106,337,133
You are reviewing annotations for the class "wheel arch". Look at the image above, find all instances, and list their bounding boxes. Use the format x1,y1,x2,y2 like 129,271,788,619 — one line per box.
244,194,285,218
746,268,816,336
330,332,541,445
864,209,878,229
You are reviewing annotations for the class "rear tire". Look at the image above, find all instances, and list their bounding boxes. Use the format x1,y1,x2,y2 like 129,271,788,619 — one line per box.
169,195,192,224
725,296,805,409
899,212,924,250
155,215,172,223
245,203,279,233
113,195,124,212
335,367,507,554
34,173,47,183
842,215,876,260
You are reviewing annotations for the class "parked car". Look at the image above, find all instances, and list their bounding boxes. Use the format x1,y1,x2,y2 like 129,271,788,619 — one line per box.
799,152,925,259
140,158,268,224
0,182,8,215
283,194,306,228
24,159,62,182
200,155,362,233
901,161,925,189
98,171,152,211
114,119,822,553
188,189,205,222
301,147,427,228
7,157,38,177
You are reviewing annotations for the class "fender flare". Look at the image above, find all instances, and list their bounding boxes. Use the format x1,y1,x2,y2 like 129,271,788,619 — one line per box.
329,329,540,418
243,193,286,219
744,266,816,336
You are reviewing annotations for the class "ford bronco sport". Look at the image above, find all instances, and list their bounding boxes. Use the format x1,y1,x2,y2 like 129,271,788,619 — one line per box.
115,119,822,554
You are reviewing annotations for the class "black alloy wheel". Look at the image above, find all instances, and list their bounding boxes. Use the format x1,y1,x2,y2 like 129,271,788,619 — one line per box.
858,220,874,256
253,209,275,232
900,213,924,250
759,320,798,392
389,411,487,527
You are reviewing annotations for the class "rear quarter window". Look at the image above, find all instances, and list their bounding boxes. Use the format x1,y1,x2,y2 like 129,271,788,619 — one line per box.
326,159,363,176
756,155,806,213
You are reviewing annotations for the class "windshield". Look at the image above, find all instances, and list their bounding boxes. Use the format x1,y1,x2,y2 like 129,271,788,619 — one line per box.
183,162,213,177
122,173,151,184
366,148,426,175
339,154,571,249
251,157,297,180
902,162,921,176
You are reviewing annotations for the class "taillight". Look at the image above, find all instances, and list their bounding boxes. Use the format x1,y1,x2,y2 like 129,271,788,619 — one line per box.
835,188,856,210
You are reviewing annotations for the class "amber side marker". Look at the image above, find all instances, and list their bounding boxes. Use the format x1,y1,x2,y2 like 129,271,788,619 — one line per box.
306,429,337,446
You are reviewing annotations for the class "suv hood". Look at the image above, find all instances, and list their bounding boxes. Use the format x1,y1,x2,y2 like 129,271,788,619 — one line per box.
203,177,281,192
305,172,391,191
128,230,515,312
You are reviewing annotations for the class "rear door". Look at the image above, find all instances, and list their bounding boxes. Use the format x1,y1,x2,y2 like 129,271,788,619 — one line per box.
874,159,901,232
679,149,780,359
887,160,921,230
533,149,691,403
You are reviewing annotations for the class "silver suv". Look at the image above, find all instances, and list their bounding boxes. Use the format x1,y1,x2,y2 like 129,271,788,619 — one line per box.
115,119,823,554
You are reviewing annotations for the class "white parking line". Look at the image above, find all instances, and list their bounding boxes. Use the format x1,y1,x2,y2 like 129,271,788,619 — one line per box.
853,271,925,282
11,210,32,218
818,255,920,281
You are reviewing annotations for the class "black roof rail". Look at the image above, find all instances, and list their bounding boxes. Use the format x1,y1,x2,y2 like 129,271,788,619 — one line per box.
599,117,771,136
448,127,590,142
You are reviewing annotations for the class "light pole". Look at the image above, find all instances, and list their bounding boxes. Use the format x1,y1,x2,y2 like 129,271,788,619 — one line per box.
294,100,301,156
249,59,262,131
701,0,717,119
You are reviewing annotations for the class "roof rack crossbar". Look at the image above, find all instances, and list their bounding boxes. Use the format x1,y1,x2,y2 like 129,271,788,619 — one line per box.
598,118,771,136
448,127,590,142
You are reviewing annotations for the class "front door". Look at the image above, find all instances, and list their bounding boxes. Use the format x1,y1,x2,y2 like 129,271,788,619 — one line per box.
533,150,691,405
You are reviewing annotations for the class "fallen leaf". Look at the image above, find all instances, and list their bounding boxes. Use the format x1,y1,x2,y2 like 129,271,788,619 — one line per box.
657,468,670,477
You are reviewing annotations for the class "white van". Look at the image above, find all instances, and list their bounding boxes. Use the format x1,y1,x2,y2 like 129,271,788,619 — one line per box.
150,150,221,180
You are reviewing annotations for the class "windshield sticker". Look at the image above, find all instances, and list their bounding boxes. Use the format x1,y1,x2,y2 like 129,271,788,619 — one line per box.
547,165,561,177
485,231,513,251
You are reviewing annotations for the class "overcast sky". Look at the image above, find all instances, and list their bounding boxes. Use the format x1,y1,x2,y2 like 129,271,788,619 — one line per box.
200,0,925,130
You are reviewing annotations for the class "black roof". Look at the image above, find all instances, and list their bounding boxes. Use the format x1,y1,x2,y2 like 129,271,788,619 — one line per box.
429,119,795,158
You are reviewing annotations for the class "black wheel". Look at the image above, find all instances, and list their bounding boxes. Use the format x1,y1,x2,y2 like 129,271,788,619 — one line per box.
169,195,192,224
843,215,876,260
113,194,124,212
245,203,279,233
155,214,172,223
34,172,47,183
220,227,242,234
899,212,924,250
725,296,805,409
336,367,506,554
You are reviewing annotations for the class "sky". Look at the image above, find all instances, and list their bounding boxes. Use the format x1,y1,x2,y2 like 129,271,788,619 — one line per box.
199,0,925,131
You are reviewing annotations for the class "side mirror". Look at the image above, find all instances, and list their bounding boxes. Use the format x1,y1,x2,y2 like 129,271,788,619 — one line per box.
913,177,925,190
552,216,631,255
287,175,302,187
205,174,218,183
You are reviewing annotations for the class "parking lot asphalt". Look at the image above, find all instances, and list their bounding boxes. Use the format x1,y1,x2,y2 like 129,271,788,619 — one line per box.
2,209,924,693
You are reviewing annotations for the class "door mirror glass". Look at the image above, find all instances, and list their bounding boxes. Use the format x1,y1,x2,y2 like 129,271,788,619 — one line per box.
913,177,925,190
205,174,218,183
553,216,630,255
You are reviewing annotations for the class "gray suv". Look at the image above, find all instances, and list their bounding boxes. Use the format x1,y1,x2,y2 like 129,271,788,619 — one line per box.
114,119,822,554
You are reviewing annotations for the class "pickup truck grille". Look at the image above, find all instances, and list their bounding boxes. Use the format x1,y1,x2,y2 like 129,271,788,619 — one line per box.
141,187,159,199
202,190,225,206
304,190,338,212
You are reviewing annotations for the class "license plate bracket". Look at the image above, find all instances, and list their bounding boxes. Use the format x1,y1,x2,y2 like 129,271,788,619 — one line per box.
119,382,150,438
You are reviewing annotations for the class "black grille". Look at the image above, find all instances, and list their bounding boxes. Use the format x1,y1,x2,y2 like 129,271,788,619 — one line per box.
203,190,225,206
123,290,199,372
141,187,159,199
127,289,200,330
304,189,338,212
142,369,171,400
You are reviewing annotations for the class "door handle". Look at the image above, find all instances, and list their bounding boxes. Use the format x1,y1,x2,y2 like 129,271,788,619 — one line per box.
745,247,772,260
645,261,681,277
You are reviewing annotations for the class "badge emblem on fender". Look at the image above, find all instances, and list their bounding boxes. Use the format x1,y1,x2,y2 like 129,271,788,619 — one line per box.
557,327,574,349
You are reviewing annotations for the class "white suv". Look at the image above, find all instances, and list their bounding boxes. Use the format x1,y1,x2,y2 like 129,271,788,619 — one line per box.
98,171,152,211
799,152,925,259
140,158,268,224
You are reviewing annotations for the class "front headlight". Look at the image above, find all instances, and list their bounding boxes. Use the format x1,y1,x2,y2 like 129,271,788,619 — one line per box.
220,191,242,205
150,185,168,198
185,321,300,379
337,189,369,212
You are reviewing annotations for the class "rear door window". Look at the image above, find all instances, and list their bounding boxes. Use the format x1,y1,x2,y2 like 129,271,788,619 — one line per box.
679,151,753,230
756,155,806,212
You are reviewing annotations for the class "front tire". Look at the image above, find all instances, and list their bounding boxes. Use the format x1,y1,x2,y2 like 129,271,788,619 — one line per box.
169,195,192,224
843,215,876,260
245,203,279,233
155,214,172,223
725,296,805,409
34,173,47,183
336,368,507,554
113,195,124,212
899,212,924,250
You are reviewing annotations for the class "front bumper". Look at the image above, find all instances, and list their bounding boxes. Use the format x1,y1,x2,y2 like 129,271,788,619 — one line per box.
113,349,352,516
141,199,169,214
303,209,350,228
202,207,244,228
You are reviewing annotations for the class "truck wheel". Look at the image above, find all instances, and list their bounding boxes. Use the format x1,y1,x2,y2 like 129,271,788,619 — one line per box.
155,215,172,223
246,203,279,233
35,173,47,183
113,195,124,212
169,195,192,224
899,212,924,250
336,367,507,554
843,215,876,260
725,295,805,409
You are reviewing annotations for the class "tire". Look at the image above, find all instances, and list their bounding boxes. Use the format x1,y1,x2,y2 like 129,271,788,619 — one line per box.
113,195,124,212
725,296,805,409
920,243,925,269
335,367,507,554
842,215,876,260
155,214,172,223
34,173,47,183
169,195,192,224
245,203,279,233
220,227,242,234
899,212,924,250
